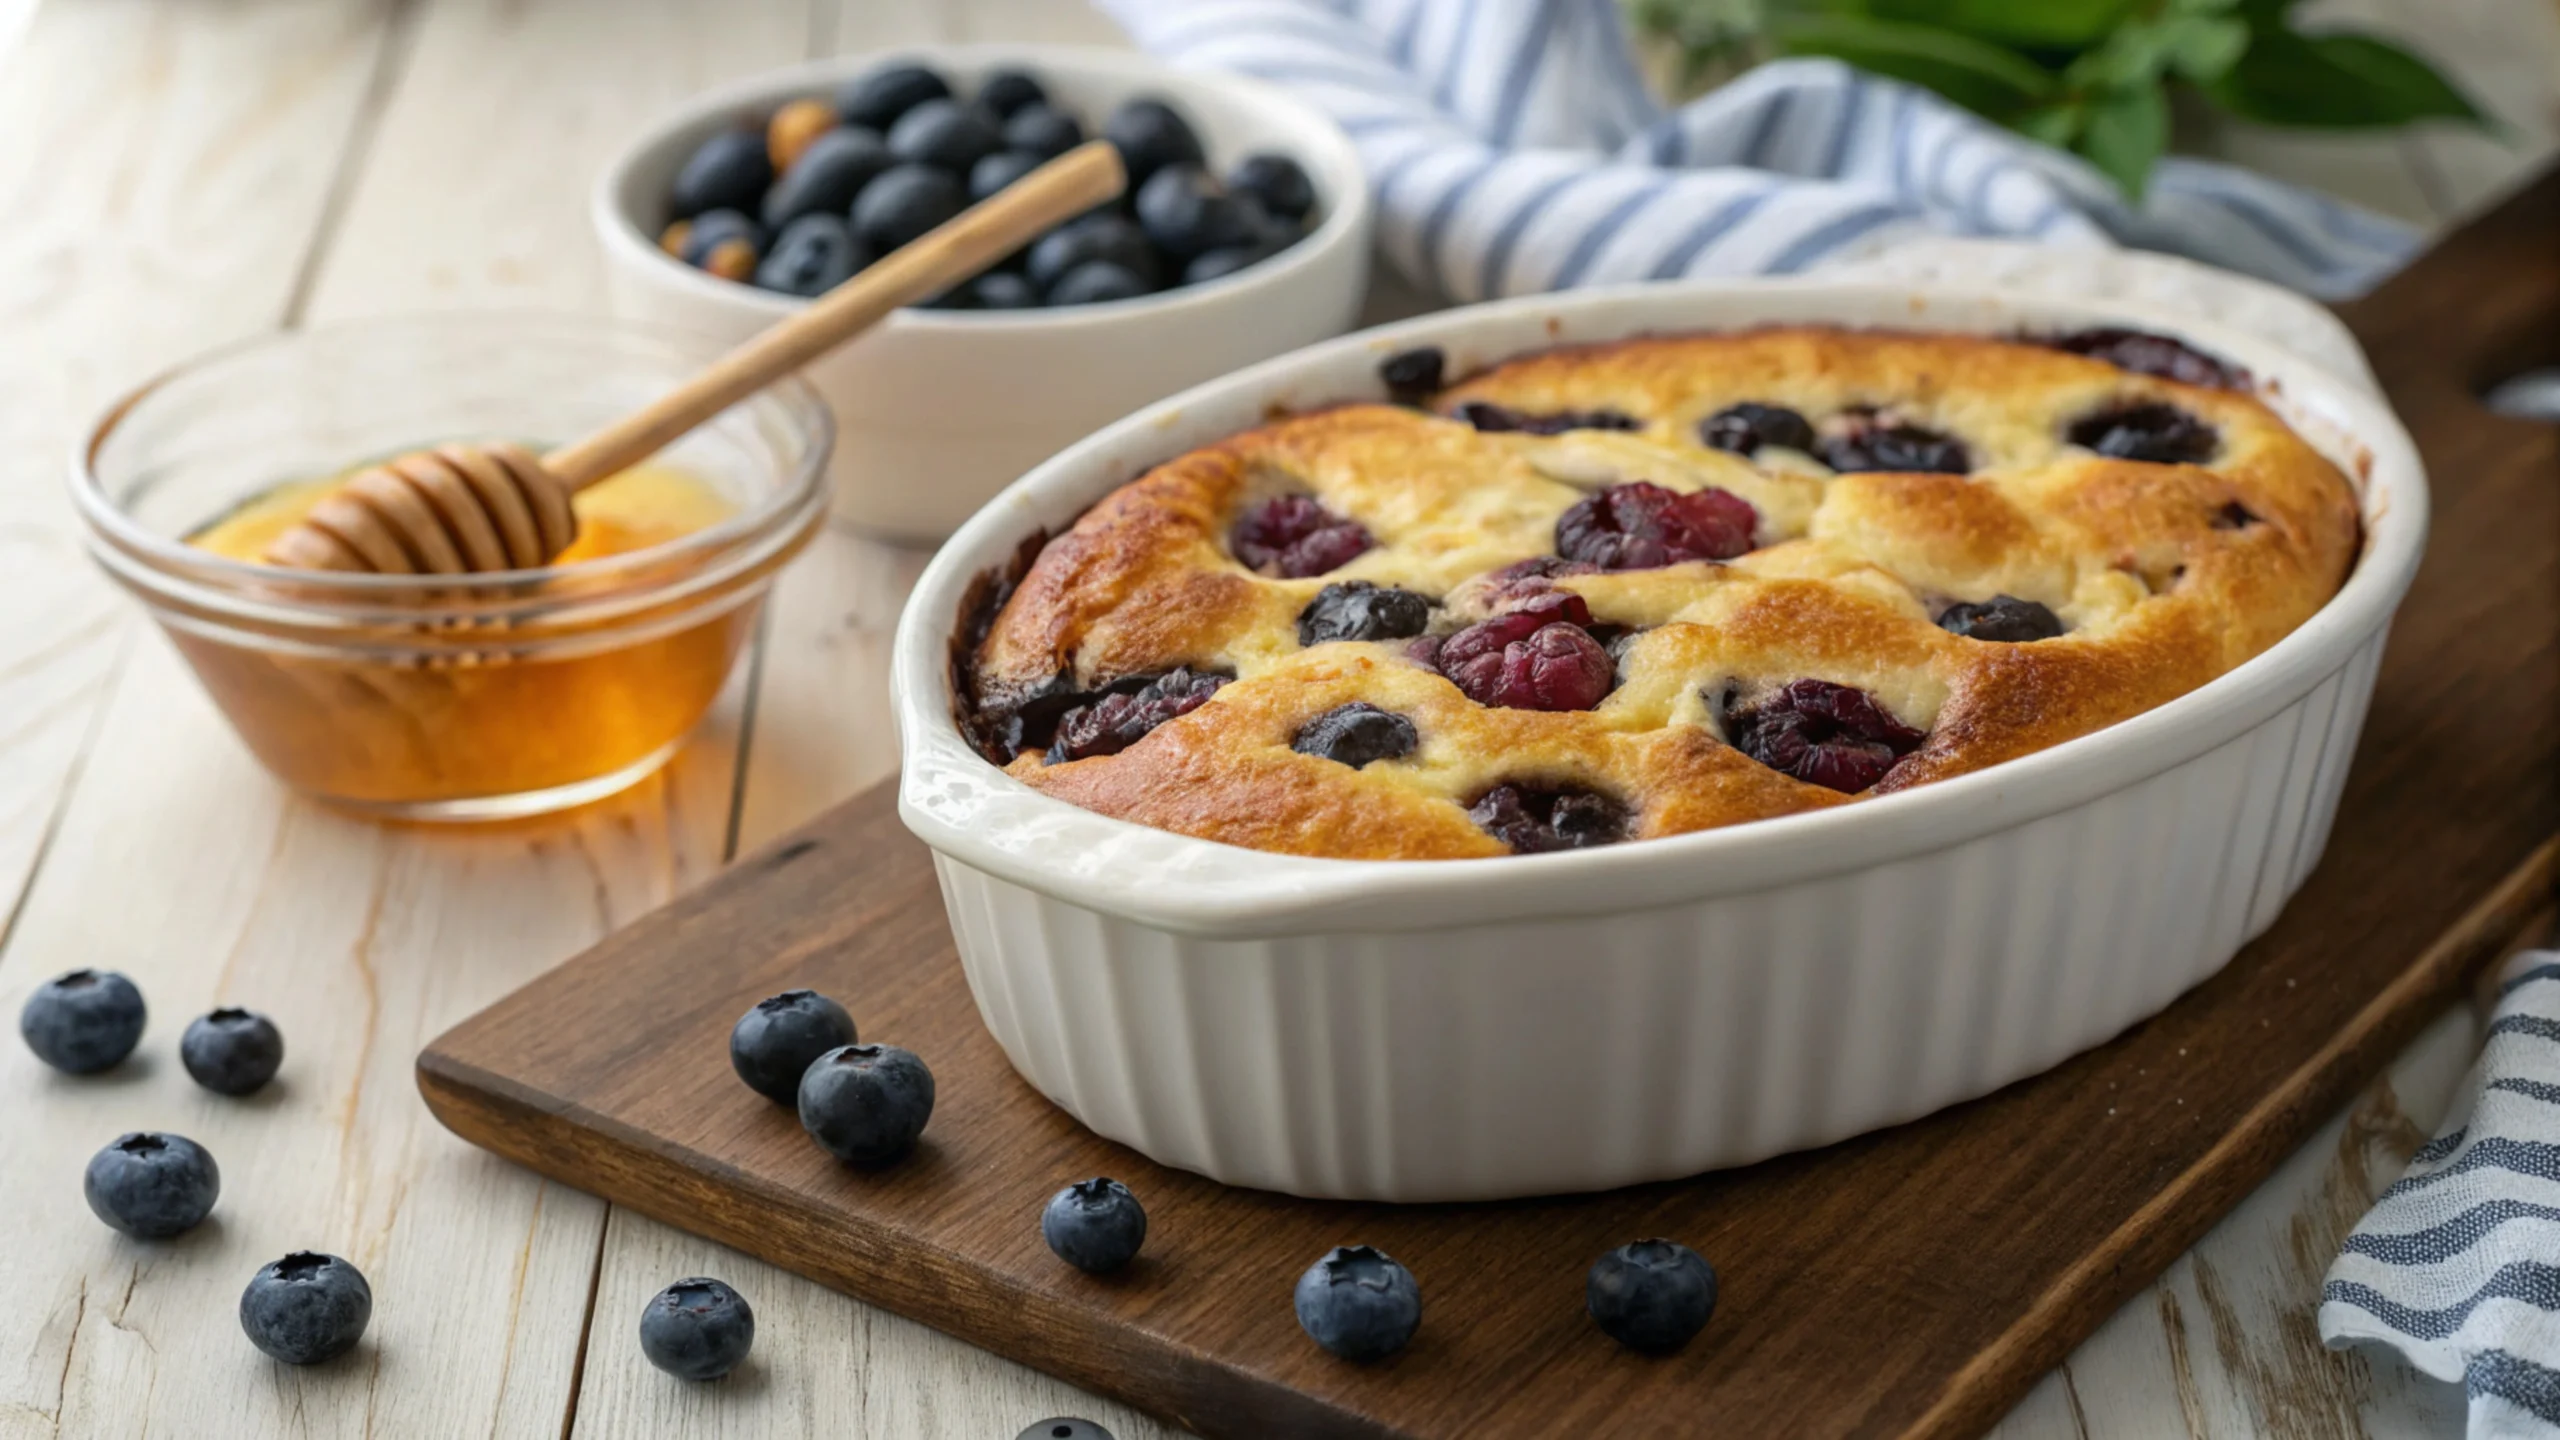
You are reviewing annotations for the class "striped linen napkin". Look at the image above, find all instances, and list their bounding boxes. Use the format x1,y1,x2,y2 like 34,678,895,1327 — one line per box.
1094,0,2417,300
2323,951,2560,1438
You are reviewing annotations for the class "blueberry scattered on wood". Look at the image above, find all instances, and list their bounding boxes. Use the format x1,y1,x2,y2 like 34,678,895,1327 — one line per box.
84,1132,220,1238
1587,1239,1718,1353
1294,1245,1422,1362
639,1278,756,1381
182,1008,284,1095
20,968,146,1074
730,989,858,1103
240,1253,372,1365
1041,1178,1149,1273
797,1042,936,1167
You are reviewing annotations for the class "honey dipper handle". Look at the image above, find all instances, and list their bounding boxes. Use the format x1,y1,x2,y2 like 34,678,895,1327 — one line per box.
541,140,1128,493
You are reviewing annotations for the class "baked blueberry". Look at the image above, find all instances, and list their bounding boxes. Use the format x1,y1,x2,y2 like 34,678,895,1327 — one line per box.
674,208,764,282
181,1008,283,1095
1292,703,1419,768
765,97,841,171
639,1278,755,1381
1297,580,1432,646
977,68,1048,119
1025,213,1161,291
2214,500,2259,529
1134,164,1260,260
1003,104,1084,161
1720,678,1924,793
20,968,145,1073
1431,606,1613,711
1557,481,1758,570
851,164,965,252
839,62,951,132
969,149,1045,202
1045,669,1228,763
1181,242,1285,285
1017,1423,1114,1440
1452,401,1641,435
760,125,890,229
1377,346,1445,403
1937,595,2064,643
1102,97,1206,189
797,1043,936,1167
84,1132,219,1238
668,128,772,221
1047,260,1151,306
1819,411,1970,474
1294,1245,1420,1363
730,989,858,1104
2066,401,2218,465
1468,783,1629,852
1231,494,1372,578
1041,1178,1148,1273
886,98,1003,176
756,214,870,297
2046,327,2244,389
1699,401,1815,455
1227,152,1315,224
1586,1239,1717,1353
240,1253,371,1365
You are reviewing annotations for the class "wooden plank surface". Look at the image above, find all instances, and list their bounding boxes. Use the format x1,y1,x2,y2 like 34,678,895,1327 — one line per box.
0,0,2553,1436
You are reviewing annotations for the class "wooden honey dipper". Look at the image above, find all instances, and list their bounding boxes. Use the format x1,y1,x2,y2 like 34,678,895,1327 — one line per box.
262,141,1128,573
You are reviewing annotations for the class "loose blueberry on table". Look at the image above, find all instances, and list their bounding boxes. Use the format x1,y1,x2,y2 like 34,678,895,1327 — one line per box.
84,1132,220,1239
659,61,1320,307
730,989,858,1104
1586,1239,1718,1353
797,1042,936,1167
1040,1177,1149,1274
181,1007,284,1095
1017,1421,1115,1440
240,1252,373,1365
20,967,147,1074
639,1277,756,1381
1294,1244,1422,1362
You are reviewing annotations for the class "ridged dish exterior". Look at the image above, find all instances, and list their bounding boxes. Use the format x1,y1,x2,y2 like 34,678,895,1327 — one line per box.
934,630,2380,1201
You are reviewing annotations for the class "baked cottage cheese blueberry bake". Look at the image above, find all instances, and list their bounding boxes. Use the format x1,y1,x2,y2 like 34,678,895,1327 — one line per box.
957,326,2360,860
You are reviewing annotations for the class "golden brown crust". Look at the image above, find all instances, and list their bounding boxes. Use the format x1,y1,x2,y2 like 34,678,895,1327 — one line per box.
966,327,2362,860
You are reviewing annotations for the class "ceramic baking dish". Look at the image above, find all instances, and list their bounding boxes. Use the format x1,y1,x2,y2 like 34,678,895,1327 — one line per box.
891,279,2427,1203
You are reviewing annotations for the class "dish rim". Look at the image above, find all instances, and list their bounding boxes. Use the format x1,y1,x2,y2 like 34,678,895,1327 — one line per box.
891,277,2428,937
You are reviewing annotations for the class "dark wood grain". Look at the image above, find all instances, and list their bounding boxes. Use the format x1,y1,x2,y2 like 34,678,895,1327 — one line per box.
420,169,2560,1440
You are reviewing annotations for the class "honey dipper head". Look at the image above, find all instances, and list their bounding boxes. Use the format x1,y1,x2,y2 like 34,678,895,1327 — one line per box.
260,441,579,574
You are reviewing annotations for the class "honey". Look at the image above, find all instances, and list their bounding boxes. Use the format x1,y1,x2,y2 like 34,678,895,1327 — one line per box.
174,463,759,814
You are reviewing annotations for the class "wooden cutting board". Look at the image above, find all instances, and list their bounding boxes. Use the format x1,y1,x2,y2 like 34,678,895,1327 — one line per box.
418,169,2560,1439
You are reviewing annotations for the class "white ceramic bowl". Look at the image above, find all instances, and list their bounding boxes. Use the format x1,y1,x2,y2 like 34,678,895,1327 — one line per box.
892,280,2428,1202
593,46,1371,542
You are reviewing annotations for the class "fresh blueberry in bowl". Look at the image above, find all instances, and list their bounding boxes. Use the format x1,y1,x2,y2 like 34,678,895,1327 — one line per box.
1294,1245,1420,1362
938,270,1043,310
969,149,1045,202
1134,164,1262,261
640,1277,755,1381
1586,1239,1717,1353
1002,104,1084,161
839,62,951,132
1047,262,1152,306
1181,242,1286,286
1025,213,1162,292
84,1132,219,1238
668,128,773,221
977,68,1049,119
240,1252,372,1365
760,125,890,229
1102,97,1206,189
886,98,1004,176
756,214,871,297
182,1007,284,1095
798,1042,936,1167
1227,152,1315,224
730,989,858,1103
1041,1178,1148,1273
21,968,146,1073
666,208,764,283
851,163,966,252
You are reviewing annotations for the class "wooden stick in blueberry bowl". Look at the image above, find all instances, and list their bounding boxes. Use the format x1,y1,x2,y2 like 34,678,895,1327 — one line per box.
260,141,1126,575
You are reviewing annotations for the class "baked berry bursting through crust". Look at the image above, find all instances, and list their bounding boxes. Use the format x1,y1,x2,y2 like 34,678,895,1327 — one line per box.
958,326,2361,860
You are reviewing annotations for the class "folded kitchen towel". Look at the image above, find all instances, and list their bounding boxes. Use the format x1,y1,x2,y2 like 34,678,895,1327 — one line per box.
1095,0,2418,301
2323,951,2560,1439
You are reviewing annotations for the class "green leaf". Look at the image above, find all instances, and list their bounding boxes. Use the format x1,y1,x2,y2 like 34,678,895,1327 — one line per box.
2080,82,2168,197
2012,100,2086,149
2203,29,2488,128
1770,13,2058,119
1865,0,2136,49
2165,15,2247,83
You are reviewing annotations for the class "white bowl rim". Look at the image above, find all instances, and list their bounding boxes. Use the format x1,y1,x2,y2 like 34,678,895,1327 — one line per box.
892,277,2429,937
590,44,1372,332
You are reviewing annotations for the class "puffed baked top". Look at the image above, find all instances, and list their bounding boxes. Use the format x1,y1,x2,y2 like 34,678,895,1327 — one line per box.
957,326,2361,861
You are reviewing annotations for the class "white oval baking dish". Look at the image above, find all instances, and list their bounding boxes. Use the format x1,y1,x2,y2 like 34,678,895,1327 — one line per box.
891,279,2427,1202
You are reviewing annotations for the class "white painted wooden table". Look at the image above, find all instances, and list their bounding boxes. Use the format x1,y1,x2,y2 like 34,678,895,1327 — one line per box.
0,2,2551,1436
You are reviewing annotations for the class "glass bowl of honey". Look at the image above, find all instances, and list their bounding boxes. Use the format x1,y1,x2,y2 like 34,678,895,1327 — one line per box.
73,312,831,820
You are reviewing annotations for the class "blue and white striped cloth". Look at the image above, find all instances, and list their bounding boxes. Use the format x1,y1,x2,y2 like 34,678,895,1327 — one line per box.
2325,952,2560,1438
1096,0,2418,300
